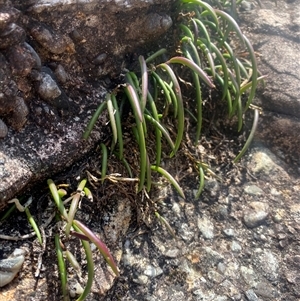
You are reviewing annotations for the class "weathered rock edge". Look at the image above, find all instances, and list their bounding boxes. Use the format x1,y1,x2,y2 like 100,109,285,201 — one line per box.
0,0,175,208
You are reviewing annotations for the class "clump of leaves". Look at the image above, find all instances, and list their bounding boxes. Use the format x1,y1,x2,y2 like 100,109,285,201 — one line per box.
48,179,119,301
84,0,263,201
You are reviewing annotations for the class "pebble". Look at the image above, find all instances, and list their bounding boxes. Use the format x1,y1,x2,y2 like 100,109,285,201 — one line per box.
240,266,257,287
144,264,163,278
133,274,148,285
0,248,25,287
222,228,235,237
248,148,290,182
245,289,259,301
243,201,269,228
231,241,242,252
255,281,276,298
164,247,180,258
205,179,220,198
55,64,68,84
202,247,224,268
252,249,279,282
217,262,226,274
197,215,214,239
207,270,225,284
0,118,8,138
172,202,181,216
244,185,264,196
178,223,195,242
37,72,62,101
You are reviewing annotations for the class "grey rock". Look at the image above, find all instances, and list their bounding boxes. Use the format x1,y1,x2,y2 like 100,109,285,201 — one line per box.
133,274,149,285
54,64,68,84
201,247,224,268
255,281,277,298
243,201,269,228
0,118,8,138
244,185,264,196
0,248,25,287
240,7,300,119
197,215,214,239
240,266,258,288
144,265,163,278
164,248,180,258
231,241,242,252
0,0,174,206
245,289,259,301
222,228,235,237
252,249,279,282
37,72,62,101
207,270,225,284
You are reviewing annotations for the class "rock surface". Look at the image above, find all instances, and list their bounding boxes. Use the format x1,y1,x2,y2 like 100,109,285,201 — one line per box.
0,0,174,207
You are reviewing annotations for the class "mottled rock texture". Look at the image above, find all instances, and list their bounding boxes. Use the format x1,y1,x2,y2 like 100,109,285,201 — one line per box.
0,0,174,207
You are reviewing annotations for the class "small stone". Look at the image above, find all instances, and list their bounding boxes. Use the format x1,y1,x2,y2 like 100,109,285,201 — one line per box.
172,202,181,216
216,204,229,220
207,270,225,284
144,265,163,278
0,248,25,287
178,223,194,242
223,228,235,237
37,72,61,101
55,64,68,84
201,247,224,268
217,262,226,274
272,209,285,223
164,248,180,258
231,241,242,252
244,185,264,196
255,281,276,298
133,274,148,285
270,187,281,196
240,266,258,287
197,215,214,239
252,249,279,282
243,202,269,228
92,53,107,65
245,289,259,301
0,118,8,138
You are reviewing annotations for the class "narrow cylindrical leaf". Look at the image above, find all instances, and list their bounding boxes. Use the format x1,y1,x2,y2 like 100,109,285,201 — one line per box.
139,55,148,112
214,9,245,45
106,94,118,145
243,34,258,111
234,109,259,162
72,224,94,301
144,113,175,151
124,84,147,191
111,94,124,160
55,234,69,301
145,48,167,64
151,165,185,199
83,100,107,139
166,57,215,88
25,207,42,245
124,84,143,122
182,0,219,27
100,143,108,182
48,179,69,220
158,63,184,157
195,165,205,199
73,220,119,277
155,212,176,239
65,193,81,238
